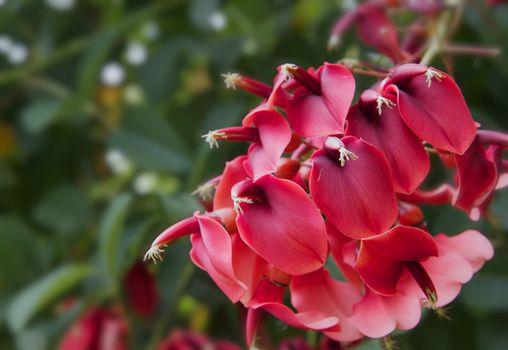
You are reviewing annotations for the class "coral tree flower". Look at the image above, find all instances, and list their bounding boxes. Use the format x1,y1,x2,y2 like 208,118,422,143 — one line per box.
382,64,477,154
309,136,398,239
329,3,407,62
346,89,430,193
354,225,438,297
59,308,127,350
232,174,328,275
284,63,355,137
203,109,291,179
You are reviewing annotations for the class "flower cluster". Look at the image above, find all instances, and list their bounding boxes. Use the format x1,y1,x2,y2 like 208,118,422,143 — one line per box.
144,2,507,347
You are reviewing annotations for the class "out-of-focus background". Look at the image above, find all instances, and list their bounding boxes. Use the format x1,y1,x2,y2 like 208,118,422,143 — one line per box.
1,0,508,349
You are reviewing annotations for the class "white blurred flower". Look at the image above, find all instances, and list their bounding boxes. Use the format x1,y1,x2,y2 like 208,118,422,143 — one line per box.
100,62,125,86
123,84,144,105
46,0,75,11
134,173,157,195
243,38,258,56
0,35,12,53
106,149,132,174
125,41,147,66
209,11,227,31
0,0,7,8
7,43,28,65
142,21,159,41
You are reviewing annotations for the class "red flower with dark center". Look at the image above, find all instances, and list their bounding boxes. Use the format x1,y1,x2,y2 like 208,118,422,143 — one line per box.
354,225,438,299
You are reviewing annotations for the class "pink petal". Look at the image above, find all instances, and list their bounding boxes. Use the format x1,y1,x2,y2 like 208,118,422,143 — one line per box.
309,136,398,239
434,231,494,273
291,269,363,341
234,175,328,275
250,280,339,331
189,215,247,303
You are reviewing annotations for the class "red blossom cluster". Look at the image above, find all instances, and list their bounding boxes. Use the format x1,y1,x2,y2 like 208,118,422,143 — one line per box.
143,1,507,348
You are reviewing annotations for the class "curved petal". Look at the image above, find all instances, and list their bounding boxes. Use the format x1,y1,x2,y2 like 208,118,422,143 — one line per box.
385,64,476,154
243,110,292,179
286,64,354,137
189,215,248,303
309,136,398,239
214,156,249,210
434,231,494,273
355,226,438,295
346,96,429,194
234,175,328,275
291,269,363,342
250,280,339,331
453,138,498,218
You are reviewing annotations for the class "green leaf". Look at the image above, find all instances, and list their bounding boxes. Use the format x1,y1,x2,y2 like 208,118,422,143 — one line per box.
0,216,46,290
99,193,132,282
20,99,61,134
32,185,91,235
7,264,92,333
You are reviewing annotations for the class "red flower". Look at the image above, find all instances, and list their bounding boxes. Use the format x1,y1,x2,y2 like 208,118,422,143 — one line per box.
346,89,430,193
309,136,398,239
59,307,127,350
122,261,158,318
382,64,477,154
284,63,355,137
232,174,328,275
354,225,438,297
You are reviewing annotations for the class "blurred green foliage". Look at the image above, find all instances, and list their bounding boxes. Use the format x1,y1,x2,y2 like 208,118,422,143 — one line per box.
0,0,507,349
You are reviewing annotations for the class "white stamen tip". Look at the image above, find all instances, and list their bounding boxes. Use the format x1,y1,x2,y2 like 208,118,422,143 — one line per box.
144,245,166,263
280,63,297,81
202,130,226,148
338,147,359,167
191,183,215,201
221,72,241,90
376,95,397,115
424,69,444,88
233,196,253,215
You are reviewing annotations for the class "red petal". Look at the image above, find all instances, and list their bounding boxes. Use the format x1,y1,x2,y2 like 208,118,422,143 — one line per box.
453,138,498,217
244,110,292,179
231,233,267,306
356,4,405,62
213,156,249,210
355,225,438,295
286,63,354,137
326,221,363,288
235,175,328,275
385,64,476,154
346,95,429,194
189,215,247,303
309,136,398,239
